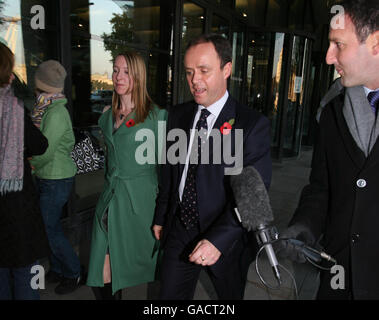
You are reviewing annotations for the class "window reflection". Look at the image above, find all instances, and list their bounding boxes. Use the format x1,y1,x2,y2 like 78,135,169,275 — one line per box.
283,36,310,157
70,0,173,213
214,0,233,8
147,52,172,108
235,0,266,26
71,0,173,127
266,0,288,28
270,33,285,148
246,34,271,114
230,28,244,101
0,0,58,109
245,32,287,150
1,14,26,82
288,0,305,30
211,14,229,38
178,1,205,104
182,2,204,48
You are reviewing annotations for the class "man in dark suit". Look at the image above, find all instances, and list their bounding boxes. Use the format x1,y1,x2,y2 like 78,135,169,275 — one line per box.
152,34,272,300
276,0,379,299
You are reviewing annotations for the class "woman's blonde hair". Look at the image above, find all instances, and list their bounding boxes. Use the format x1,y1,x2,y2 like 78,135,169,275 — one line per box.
0,42,14,88
112,51,153,123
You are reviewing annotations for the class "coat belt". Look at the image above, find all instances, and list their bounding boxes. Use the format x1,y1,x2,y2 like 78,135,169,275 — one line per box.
106,169,156,181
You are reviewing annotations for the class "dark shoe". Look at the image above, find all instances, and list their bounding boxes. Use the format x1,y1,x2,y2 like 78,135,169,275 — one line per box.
114,289,122,300
91,283,122,300
79,265,87,285
45,270,63,284
54,276,82,295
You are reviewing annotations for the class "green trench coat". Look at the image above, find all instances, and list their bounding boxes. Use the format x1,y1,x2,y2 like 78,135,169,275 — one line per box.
86,105,167,293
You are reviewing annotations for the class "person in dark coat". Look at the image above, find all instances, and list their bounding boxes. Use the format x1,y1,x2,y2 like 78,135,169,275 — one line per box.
152,34,272,300
276,0,379,299
0,42,50,300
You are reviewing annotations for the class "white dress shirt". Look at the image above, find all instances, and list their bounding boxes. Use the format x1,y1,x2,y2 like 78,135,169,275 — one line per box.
364,86,379,98
179,91,229,201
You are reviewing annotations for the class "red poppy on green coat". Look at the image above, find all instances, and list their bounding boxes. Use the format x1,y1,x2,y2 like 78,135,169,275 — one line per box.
126,119,135,127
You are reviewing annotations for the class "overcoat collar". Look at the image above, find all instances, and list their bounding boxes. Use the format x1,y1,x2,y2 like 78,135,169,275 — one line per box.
366,132,379,169
333,93,366,169
333,91,379,170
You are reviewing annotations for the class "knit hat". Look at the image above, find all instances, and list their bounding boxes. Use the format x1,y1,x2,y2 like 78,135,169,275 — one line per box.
35,60,67,94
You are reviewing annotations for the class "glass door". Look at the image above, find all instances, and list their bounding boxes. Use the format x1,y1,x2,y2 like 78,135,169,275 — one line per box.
245,31,312,159
283,36,311,157
230,26,244,102
245,32,287,150
245,33,272,114
177,1,205,104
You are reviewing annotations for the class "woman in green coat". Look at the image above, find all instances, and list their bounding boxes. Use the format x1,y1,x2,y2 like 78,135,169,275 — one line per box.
86,51,167,299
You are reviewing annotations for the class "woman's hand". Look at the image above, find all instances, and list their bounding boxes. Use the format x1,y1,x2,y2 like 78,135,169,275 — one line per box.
152,225,163,240
27,157,35,170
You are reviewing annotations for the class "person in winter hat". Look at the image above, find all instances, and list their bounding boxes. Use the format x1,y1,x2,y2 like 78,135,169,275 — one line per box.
30,60,82,295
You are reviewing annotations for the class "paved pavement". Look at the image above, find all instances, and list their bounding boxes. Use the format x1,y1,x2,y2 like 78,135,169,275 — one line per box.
39,148,320,300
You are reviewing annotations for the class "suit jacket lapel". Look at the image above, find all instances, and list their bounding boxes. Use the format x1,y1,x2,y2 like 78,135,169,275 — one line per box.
177,102,198,178
212,96,236,132
207,96,237,166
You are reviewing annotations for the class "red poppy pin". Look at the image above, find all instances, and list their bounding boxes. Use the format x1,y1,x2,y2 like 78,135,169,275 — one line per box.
125,119,135,128
220,118,235,135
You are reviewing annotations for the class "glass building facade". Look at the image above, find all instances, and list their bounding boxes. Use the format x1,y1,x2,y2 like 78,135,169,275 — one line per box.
0,0,336,235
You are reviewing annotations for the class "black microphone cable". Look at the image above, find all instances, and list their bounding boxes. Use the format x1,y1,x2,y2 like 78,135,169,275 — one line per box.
254,239,299,299
253,238,337,300
282,238,336,299
280,237,338,271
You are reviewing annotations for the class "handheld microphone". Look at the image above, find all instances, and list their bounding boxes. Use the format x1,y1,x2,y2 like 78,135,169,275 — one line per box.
230,166,281,283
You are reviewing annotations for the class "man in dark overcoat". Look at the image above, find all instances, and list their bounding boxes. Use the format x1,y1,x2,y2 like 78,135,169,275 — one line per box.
277,0,379,299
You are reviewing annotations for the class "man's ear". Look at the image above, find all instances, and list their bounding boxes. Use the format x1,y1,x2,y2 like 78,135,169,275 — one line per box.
368,30,379,55
222,61,232,79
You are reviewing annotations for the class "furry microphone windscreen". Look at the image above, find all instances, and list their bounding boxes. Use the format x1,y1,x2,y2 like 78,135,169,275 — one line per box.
230,166,274,231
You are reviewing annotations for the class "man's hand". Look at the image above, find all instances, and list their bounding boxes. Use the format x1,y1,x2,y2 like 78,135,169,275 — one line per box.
274,224,316,263
152,225,163,240
189,239,221,266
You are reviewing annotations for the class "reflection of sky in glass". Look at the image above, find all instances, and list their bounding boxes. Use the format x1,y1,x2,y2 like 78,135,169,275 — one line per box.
0,0,26,82
0,0,130,82
90,0,124,79
273,33,284,78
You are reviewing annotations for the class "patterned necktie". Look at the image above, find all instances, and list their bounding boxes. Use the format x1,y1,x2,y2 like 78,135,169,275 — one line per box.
180,108,211,230
368,90,379,116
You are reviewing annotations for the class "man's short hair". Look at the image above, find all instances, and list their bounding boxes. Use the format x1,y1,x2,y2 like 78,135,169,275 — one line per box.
333,0,378,42
185,33,232,69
